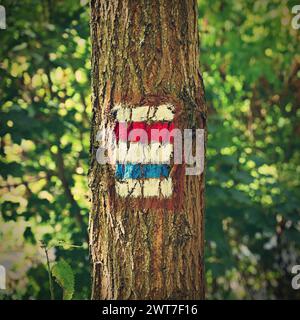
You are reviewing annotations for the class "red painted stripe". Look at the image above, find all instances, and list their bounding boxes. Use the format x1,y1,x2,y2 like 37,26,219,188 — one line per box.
115,122,176,143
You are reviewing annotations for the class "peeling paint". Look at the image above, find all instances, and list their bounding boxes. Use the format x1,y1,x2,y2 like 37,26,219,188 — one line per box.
115,178,173,198
114,104,175,122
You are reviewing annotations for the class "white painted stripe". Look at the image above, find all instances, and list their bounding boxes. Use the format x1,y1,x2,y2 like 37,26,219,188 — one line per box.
152,104,174,122
143,179,160,197
115,180,128,197
131,106,149,122
116,179,142,197
113,104,175,122
160,178,173,197
128,179,142,197
117,142,173,164
115,178,173,198
116,108,131,122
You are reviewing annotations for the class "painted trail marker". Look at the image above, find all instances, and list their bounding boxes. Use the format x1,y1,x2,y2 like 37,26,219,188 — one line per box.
95,97,187,211
113,103,175,200
95,96,204,210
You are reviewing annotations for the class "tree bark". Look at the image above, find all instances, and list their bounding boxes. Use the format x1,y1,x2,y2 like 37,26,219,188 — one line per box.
89,0,206,299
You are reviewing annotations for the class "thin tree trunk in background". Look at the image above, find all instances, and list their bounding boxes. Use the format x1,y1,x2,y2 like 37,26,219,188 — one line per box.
89,0,206,299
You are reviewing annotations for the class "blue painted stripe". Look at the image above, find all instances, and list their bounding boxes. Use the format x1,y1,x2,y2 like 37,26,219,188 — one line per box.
116,163,170,180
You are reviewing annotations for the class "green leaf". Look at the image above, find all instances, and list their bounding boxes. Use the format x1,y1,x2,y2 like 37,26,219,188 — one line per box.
51,259,74,300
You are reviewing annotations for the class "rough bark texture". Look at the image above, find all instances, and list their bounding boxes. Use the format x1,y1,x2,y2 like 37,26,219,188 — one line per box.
89,0,206,299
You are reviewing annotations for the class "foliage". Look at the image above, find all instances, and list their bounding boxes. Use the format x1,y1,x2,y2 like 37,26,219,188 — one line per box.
51,259,74,300
0,0,91,299
199,0,300,299
0,0,299,299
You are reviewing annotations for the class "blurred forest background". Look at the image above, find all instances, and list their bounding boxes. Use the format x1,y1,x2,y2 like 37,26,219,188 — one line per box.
0,0,300,299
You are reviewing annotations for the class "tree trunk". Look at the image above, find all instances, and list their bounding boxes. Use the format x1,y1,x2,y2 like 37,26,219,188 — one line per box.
89,0,206,300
